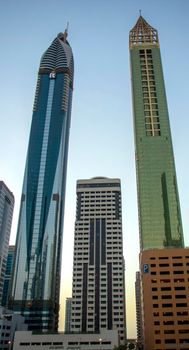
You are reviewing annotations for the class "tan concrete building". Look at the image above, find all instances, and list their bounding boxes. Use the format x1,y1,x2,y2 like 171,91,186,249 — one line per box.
140,248,189,350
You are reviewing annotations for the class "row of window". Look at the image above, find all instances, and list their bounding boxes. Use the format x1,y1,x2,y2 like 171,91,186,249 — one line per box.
139,49,161,136
151,270,189,275
154,338,189,344
150,262,189,267
150,256,189,260
20,342,63,346
155,329,189,334
154,311,188,316
152,286,187,291
152,278,189,283
154,320,189,325
153,302,188,308
78,192,118,196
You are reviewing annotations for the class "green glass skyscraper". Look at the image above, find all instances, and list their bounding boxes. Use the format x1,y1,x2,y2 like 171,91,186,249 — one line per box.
129,16,184,250
10,31,74,331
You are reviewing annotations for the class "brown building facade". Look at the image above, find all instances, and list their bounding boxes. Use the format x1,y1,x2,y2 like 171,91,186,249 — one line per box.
140,248,189,350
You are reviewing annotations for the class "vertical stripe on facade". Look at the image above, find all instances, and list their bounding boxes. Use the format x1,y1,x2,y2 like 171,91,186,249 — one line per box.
89,219,94,265
82,263,88,332
107,263,112,330
27,79,55,300
101,218,106,265
95,219,100,332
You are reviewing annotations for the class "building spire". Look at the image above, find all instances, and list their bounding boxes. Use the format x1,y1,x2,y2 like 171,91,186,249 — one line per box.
129,15,159,48
63,23,69,43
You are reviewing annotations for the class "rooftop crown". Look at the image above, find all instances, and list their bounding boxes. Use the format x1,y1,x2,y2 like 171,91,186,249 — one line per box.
129,15,159,48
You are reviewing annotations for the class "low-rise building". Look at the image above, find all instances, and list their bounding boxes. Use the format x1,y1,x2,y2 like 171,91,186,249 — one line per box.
140,248,189,349
13,329,118,350
0,307,26,350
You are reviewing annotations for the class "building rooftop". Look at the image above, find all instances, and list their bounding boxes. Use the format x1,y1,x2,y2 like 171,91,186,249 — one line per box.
129,15,159,48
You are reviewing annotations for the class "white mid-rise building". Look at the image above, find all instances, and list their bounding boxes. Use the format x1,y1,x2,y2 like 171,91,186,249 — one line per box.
71,177,126,343
0,307,26,350
13,330,118,350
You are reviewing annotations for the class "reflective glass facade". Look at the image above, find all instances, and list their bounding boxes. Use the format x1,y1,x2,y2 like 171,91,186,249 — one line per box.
10,32,74,331
130,17,184,250
1,245,15,307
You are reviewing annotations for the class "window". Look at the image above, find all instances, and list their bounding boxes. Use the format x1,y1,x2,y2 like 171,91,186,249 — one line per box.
163,312,173,316
162,303,172,307
162,295,172,299
165,340,176,344
176,303,187,307
164,330,175,334
163,320,174,325
161,287,171,291
177,311,188,316
153,312,159,317
175,286,185,291
173,270,184,274
173,262,183,266
179,339,189,344
175,294,186,299
153,304,159,308
179,330,189,334
160,279,170,283
174,278,184,283
178,320,189,325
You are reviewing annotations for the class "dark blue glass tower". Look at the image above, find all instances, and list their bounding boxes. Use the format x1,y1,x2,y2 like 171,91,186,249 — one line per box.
10,31,74,331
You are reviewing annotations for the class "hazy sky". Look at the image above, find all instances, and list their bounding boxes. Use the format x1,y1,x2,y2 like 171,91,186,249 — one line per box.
0,0,189,338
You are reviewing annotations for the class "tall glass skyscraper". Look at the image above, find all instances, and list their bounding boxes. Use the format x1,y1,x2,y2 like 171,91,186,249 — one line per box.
129,16,184,250
10,31,74,331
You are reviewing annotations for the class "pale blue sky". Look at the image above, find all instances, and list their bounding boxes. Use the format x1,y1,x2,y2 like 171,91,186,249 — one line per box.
0,0,189,338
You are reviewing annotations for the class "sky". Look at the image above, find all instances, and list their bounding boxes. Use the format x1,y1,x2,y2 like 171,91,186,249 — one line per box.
0,0,189,339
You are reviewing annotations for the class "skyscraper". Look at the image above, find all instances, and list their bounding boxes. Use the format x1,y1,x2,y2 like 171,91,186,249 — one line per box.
64,297,72,333
129,16,184,250
2,245,15,307
10,31,74,331
71,177,126,344
130,16,187,349
0,182,14,305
